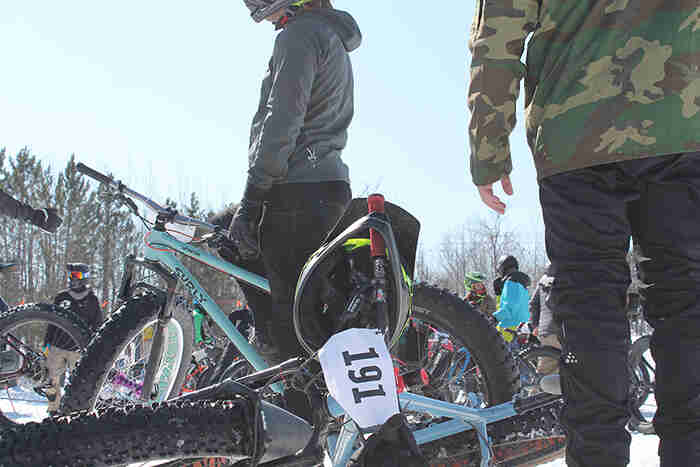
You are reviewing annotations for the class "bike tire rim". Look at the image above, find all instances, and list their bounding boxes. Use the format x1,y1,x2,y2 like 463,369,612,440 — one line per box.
0,318,83,423
95,318,185,410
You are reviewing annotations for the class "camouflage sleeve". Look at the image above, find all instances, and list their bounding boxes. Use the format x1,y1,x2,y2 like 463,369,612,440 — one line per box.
468,0,540,185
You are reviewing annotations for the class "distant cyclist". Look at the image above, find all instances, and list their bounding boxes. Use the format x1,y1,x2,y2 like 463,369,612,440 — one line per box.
45,263,102,412
492,255,531,348
464,271,496,317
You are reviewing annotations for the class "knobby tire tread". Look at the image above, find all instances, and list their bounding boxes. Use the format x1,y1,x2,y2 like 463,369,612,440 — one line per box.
412,283,518,406
0,400,253,466
61,293,194,413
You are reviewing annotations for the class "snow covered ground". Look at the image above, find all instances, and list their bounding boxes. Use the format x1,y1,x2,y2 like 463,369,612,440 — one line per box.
0,387,661,466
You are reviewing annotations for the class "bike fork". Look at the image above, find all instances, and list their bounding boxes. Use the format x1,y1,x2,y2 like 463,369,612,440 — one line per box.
117,255,179,402
140,316,168,401
141,295,184,401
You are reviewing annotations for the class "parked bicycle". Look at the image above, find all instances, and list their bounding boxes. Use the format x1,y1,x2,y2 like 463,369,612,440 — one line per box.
4,163,569,466
0,262,91,427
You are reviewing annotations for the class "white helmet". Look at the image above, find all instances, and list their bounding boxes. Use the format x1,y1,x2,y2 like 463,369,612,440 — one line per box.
243,0,314,23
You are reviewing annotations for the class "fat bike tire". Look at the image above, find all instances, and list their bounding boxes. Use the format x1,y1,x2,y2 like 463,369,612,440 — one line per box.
411,283,518,406
0,303,91,427
61,293,194,413
0,400,253,466
411,285,565,466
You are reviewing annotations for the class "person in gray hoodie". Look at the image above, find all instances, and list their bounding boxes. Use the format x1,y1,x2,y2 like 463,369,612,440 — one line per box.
229,0,361,419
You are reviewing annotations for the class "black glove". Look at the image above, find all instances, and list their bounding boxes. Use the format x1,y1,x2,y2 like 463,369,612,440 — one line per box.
229,198,263,261
30,208,63,233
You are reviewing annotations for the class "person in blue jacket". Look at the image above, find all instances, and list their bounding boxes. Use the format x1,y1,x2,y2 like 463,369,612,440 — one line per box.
493,255,531,347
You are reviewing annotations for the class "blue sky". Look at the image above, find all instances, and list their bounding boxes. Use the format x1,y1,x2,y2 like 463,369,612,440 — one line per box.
0,1,544,256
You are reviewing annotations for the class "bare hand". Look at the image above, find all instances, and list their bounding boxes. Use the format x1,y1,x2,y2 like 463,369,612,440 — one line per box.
476,175,513,215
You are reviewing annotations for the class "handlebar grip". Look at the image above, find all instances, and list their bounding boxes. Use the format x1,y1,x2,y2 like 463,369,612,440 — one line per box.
76,163,114,185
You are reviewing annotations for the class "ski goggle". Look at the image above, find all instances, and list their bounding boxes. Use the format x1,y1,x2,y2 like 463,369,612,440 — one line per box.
69,271,88,280
243,0,312,23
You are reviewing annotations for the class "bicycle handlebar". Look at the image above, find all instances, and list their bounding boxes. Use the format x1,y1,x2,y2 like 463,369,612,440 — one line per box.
76,162,218,231
76,163,114,186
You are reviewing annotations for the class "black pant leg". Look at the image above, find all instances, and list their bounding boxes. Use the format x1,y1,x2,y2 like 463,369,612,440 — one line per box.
631,151,700,467
539,165,633,467
259,183,350,358
258,183,350,421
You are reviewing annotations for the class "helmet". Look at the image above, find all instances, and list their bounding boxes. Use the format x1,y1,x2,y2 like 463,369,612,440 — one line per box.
66,263,90,291
293,198,418,356
464,271,486,291
496,255,518,276
243,0,315,23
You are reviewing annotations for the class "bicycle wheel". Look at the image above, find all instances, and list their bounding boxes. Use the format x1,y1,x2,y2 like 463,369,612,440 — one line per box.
0,303,90,426
516,345,561,397
0,400,253,466
396,283,518,410
628,335,656,434
61,293,193,413
397,284,564,464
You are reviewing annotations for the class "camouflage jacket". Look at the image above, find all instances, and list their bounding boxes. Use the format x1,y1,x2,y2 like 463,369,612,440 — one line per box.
468,1,700,185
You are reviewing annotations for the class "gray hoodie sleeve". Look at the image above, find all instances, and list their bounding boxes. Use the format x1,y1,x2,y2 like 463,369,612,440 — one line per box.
0,188,32,221
246,26,320,194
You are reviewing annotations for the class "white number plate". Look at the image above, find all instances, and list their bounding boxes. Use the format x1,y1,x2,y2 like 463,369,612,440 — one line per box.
319,328,398,429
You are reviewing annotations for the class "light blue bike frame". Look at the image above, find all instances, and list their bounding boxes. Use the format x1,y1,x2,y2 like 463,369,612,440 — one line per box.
325,384,515,467
143,229,274,378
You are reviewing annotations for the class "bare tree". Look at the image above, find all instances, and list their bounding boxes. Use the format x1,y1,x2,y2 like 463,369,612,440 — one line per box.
414,243,434,284
434,213,525,296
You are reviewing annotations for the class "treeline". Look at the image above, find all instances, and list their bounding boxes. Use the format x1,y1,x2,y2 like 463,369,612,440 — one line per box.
0,148,242,310
0,147,549,312
3,147,621,319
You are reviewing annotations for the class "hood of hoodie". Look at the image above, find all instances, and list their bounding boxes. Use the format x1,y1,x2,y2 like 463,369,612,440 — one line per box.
304,9,362,52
